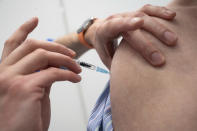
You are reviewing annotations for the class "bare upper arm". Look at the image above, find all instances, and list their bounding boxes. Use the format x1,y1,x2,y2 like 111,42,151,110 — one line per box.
110,29,197,131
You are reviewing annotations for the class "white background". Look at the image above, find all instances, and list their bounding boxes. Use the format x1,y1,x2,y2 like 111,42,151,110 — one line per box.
0,0,170,130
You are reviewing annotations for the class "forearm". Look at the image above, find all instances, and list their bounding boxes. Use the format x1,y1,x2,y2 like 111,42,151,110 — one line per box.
55,33,89,58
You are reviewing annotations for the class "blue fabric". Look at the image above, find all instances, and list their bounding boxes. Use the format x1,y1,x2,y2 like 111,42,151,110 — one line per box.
87,81,113,131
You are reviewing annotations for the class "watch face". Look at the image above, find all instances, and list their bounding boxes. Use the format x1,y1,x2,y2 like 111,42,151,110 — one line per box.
77,18,95,34
77,27,84,34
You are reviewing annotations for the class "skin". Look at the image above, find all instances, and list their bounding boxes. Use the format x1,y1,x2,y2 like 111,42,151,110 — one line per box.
0,18,81,131
110,0,197,131
0,5,178,131
89,6,177,69
56,5,178,68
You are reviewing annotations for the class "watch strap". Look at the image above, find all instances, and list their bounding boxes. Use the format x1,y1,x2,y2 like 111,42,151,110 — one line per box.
77,17,97,49
78,31,93,48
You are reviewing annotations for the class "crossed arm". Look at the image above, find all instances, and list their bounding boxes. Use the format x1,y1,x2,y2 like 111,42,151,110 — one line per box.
55,4,177,68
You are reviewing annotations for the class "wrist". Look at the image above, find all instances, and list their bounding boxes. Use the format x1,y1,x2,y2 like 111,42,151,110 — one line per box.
84,19,100,48
77,17,99,49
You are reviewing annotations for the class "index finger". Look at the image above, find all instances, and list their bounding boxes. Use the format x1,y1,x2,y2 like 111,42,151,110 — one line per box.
2,17,38,59
97,17,144,42
12,49,81,75
139,4,176,20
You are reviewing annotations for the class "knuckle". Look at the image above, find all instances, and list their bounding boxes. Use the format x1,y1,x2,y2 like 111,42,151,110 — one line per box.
148,18,167,34
161,6,167,10
4,38,14,47
34,48,47,56
155,6,167,13
34,48,49,64
106,20,113,27
25,39,39,49
161,29,168,36
65,71,76,80
134,11,145,17
29,39,38,47
49,67,59,76
106,14,119,20
54,43,65,51
141,4,151,11
25,38,36,45
157,25,168,36
64,56,73,63
19,24,28,33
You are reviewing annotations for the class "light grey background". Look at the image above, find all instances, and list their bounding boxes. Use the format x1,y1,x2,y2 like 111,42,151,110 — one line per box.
0,0,170,130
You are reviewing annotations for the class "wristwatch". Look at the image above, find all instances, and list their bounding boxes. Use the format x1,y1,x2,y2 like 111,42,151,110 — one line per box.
77,17,97,49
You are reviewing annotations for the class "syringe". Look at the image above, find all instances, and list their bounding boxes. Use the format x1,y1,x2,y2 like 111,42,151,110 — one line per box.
46,39,109,74
60,60,109,74
76,60,109,74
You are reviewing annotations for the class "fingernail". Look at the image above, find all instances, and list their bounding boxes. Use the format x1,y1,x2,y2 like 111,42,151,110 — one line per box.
150,52,164,65
27,17,36,22
164,31,177,45
68,49,76,57
76,75,81,82
164,10,175,16
76,64,82,72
